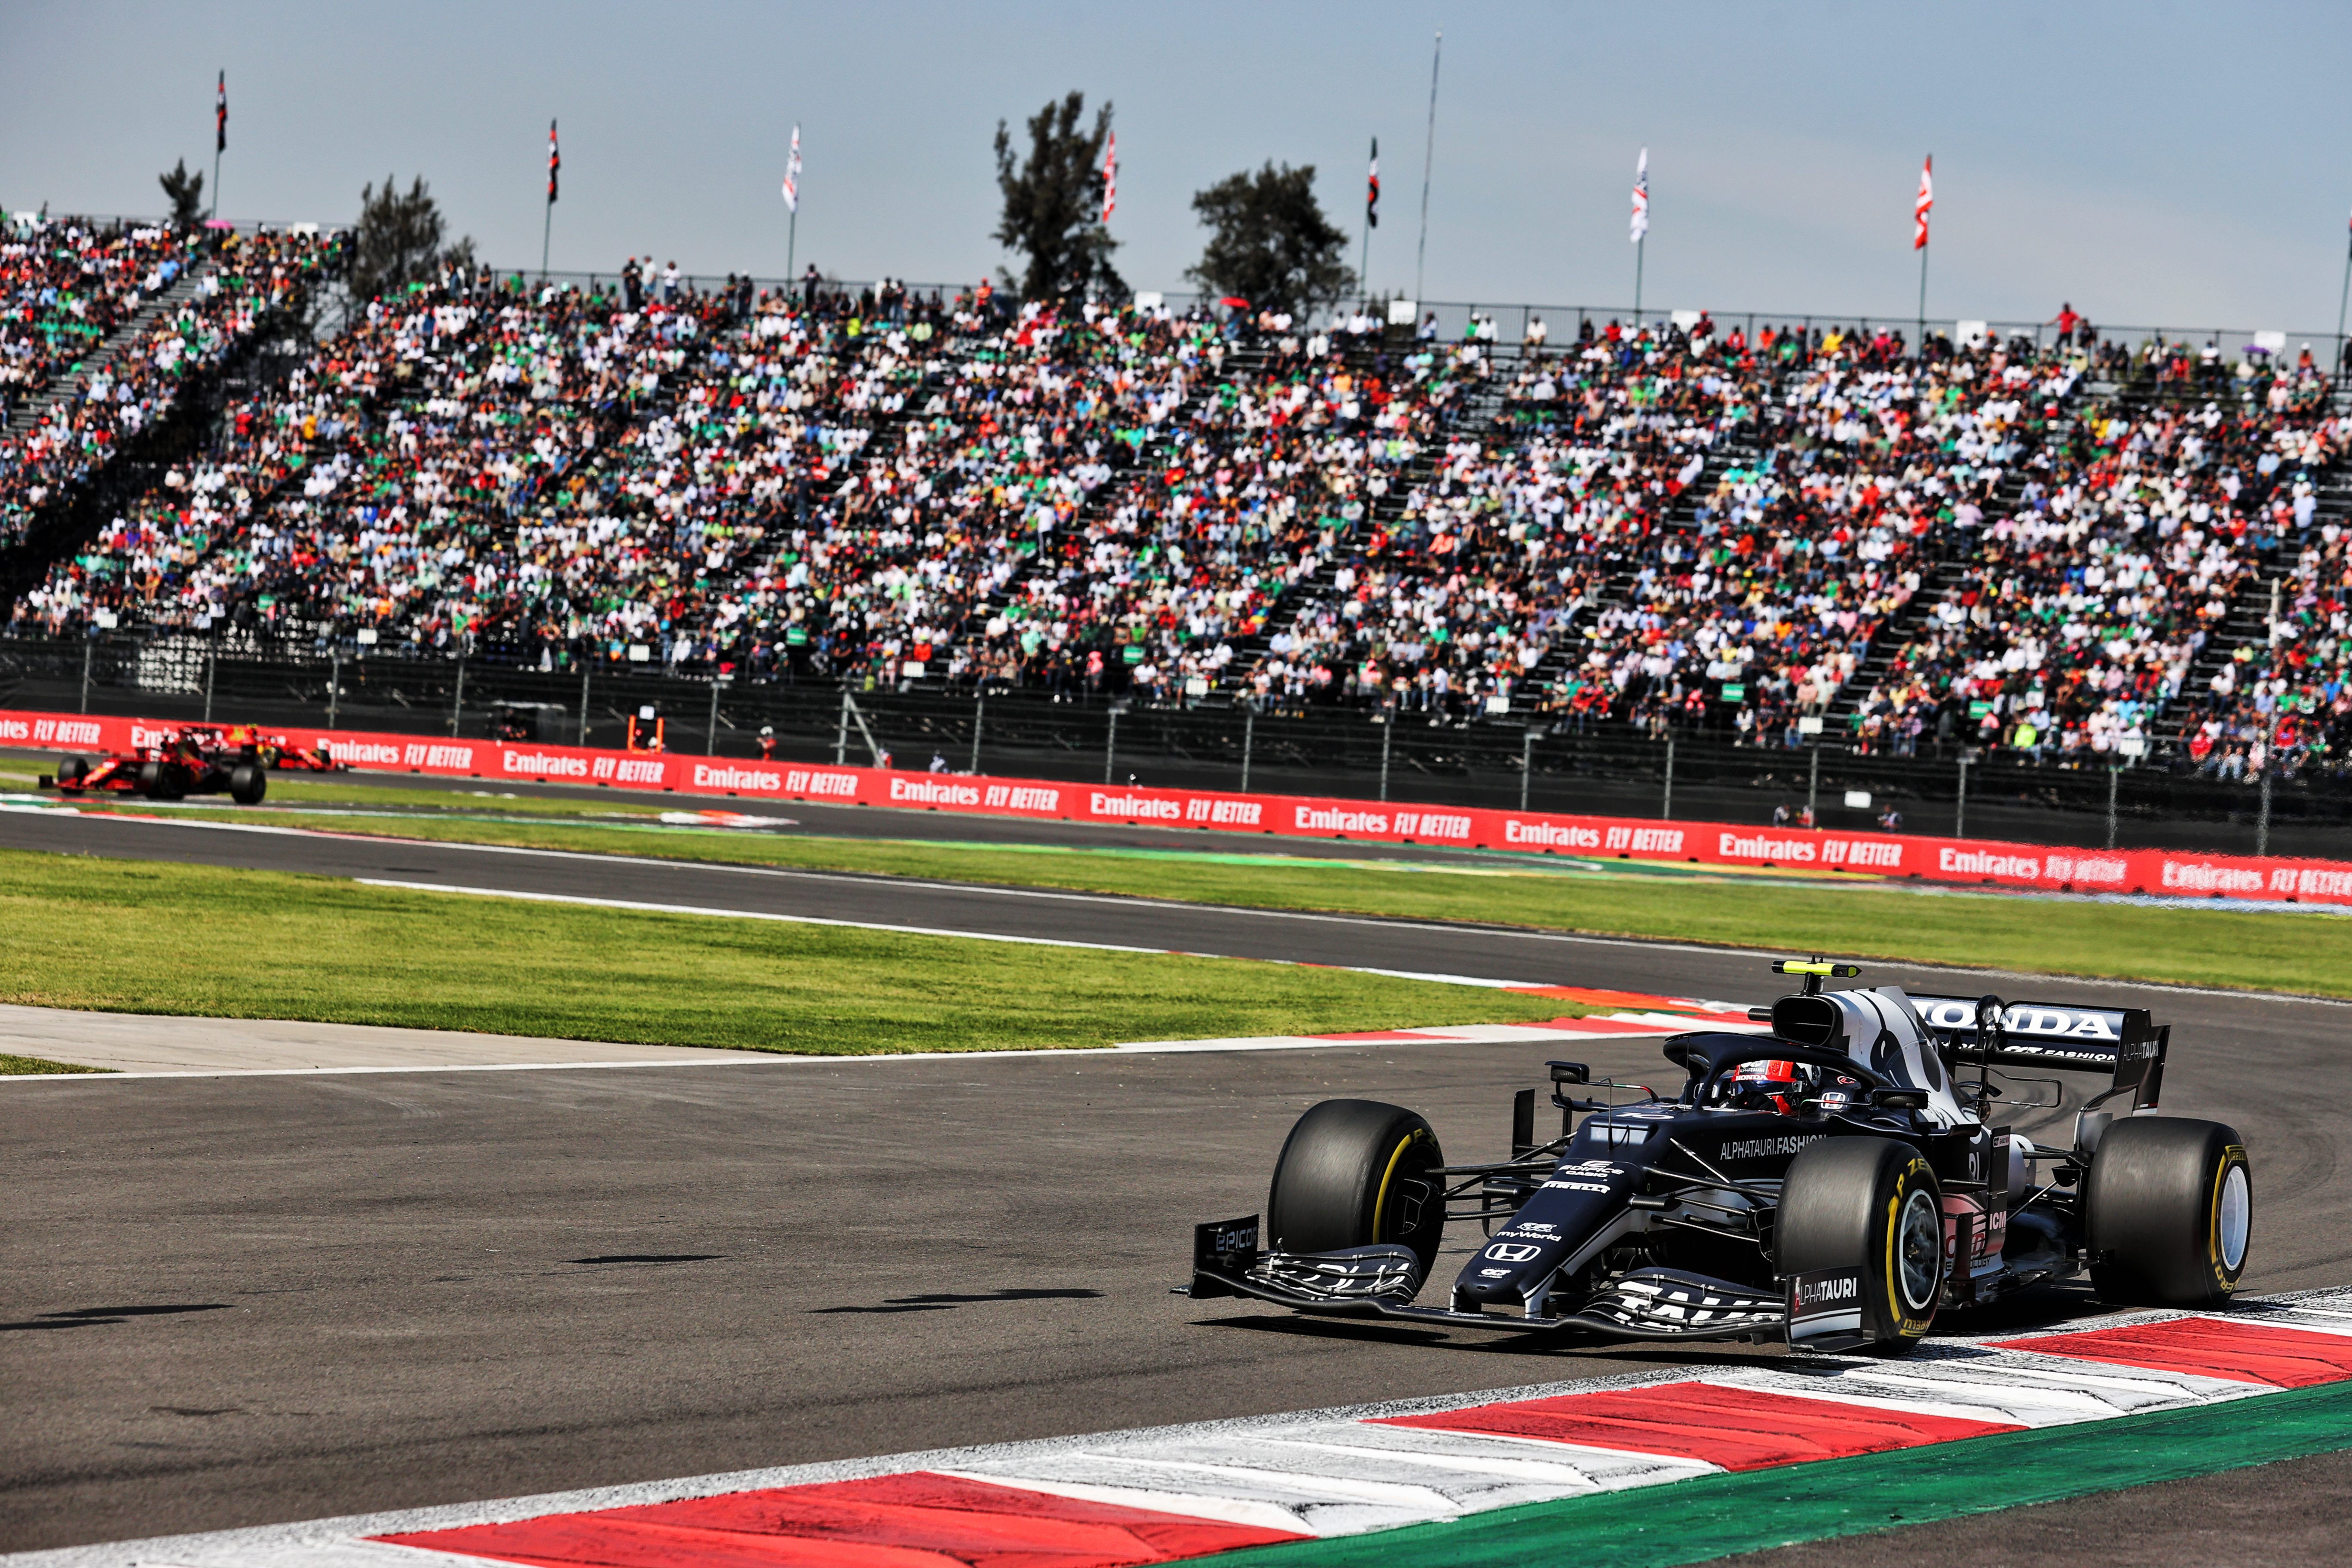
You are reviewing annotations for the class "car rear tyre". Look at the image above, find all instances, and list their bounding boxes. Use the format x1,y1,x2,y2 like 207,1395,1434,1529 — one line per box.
228,761,267,805
1776,1136,1943,1356
1265,1099,1446,1282
2086,1118,2251,1307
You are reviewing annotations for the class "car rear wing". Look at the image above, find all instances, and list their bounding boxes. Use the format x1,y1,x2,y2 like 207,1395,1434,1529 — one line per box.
1908,993,2166,1111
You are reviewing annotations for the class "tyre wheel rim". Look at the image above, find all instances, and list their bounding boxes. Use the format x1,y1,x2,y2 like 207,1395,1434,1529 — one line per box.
1897,1188,1940,1311
2218,1164,2251,1273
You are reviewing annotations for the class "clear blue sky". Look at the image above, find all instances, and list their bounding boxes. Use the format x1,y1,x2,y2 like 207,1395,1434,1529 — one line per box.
6,0,2349,334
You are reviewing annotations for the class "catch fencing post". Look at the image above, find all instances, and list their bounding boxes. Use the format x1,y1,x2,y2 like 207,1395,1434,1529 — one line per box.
1660,735,1674,821
969,694,985,774
328,650,341,728
1104,708,1121,784
79,639,92,715
1955,751,1971,839
202,646,216,723
578,669,591,747
1805,741,1820,826
1239,705,1255,794
449,658,466,737
1378,708,1394,802
835,691,850,767
704,677,723,755
1521,726,1536,812
2105,765,2120,850
2257,714,2278,857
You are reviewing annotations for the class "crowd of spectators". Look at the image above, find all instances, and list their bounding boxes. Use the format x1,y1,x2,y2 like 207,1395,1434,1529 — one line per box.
0,219,335,547
1856,376,2349,766
7,261,2347,775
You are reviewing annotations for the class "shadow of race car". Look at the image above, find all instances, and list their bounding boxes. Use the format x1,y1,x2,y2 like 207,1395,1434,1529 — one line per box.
1188,958,2249,1356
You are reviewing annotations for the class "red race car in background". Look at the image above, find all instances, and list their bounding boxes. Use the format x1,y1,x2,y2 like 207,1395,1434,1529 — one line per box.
38,725,346,805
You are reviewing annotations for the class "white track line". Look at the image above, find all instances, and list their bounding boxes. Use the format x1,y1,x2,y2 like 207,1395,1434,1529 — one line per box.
22,808,2352,1009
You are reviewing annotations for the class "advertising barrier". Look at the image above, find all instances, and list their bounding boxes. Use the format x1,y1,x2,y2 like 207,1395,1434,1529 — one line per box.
6,707,2348,909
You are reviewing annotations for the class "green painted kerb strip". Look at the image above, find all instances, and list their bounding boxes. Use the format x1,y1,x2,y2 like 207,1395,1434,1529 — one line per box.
1184,1381,2352,1568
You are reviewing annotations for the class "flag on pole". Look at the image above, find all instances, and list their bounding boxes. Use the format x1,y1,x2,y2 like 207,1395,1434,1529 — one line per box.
1367,138,1380,227
1914,154,1933,250
1101,131,1117,224
546,120,559,204
1629,147,1648,243
782,124,802,212
215,71,227,153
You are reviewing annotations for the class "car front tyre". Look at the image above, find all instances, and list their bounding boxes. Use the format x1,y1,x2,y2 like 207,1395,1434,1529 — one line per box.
1777,1136,1944,1356
1265,1099,1446,1283
2086,1118,2251,1307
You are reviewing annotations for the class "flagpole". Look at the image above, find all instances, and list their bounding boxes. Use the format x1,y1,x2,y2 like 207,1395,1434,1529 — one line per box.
1360,139,1372,304
541,119,557,285
787,208,798,288
1917,244,1928,359
1414,32,1440,306
1915,152,1931,358
1633,237,1643,328
2337,221,2351,383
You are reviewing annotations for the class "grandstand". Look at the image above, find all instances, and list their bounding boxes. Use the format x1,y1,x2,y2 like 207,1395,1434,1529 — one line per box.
4,213,2349,787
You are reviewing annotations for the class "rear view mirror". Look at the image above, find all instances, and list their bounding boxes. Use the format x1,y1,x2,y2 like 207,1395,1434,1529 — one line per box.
1549,1061,1590,1086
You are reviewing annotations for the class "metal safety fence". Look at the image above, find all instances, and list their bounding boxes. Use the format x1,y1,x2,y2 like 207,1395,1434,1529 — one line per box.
3,633,2347,861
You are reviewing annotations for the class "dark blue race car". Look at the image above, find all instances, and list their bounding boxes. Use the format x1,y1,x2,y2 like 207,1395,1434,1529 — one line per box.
1188,959,2250,1355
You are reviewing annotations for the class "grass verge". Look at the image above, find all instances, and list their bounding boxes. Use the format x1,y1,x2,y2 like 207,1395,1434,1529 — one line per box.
41,791,2352,998
0,1053,112,1075
0,850,1586,1054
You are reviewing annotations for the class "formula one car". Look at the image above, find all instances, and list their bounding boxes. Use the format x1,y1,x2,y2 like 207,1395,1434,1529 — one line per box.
1188,959,2251,1355
35,723,315,804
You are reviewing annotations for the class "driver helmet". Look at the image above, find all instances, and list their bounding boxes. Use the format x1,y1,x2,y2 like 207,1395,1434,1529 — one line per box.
1728,1058,1805,1115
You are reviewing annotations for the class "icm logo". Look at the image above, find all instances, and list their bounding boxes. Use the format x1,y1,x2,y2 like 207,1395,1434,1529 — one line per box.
1483,1243,1543,1263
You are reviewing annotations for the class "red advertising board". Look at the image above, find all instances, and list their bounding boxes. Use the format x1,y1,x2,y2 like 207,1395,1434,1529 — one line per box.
5,707,2345,909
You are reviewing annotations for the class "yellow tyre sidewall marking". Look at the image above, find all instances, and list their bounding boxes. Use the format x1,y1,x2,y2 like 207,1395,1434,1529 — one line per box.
2208,1145,2250,1292
1885,1158,1936,1338
1373,1128,1428,1242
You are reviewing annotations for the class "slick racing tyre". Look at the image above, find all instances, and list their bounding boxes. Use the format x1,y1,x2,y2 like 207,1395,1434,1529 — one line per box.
228,761,267,805
2086,1118,2251,1307
56,755,89,786
1265,1099,1446,1282
137,760,186,800
1777,1136,1943,1356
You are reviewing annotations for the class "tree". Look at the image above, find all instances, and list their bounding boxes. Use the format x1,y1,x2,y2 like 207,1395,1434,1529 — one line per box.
993,91,1122,301
1185,163,1356,320
158,159,206,228
348,175,473,302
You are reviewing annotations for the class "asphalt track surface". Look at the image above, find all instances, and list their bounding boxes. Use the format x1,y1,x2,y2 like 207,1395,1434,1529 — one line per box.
4,804,2351,1562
